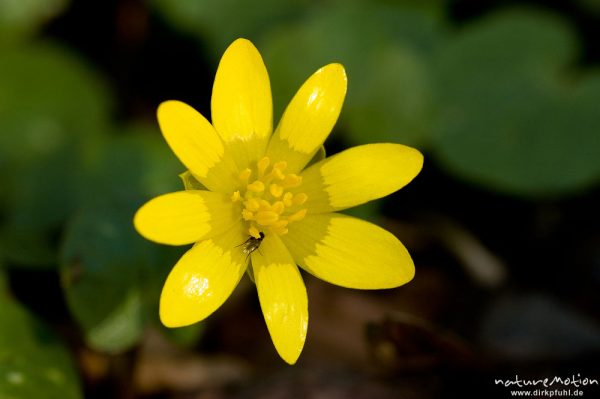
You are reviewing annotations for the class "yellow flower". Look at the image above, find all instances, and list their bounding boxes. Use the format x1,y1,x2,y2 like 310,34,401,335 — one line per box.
134,38,423,364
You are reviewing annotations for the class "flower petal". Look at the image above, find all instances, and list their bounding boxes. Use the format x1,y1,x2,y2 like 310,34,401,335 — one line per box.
157,100,237,192
299,143,423,213
160,225,248,327
281,213,414,289
251,234,308,364
266,64,347,173
211,38,272,167
134,191,240,246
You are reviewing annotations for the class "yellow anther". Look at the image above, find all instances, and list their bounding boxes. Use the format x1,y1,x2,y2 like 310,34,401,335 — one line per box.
288,209,307,222
268,167,285,181
272,201,285,214
242,209,255,220
255,211,279,225
244,198,260,212
283,192,293,207
249,225,261,239
239,168,252,182
273,226,289,235
270,184,283,198
257,156,270,176
272,220,289,235
258,199,271,210
247,180,265,192
292,193,308,205
233,156,308,238
273,219,289,229
282,174,302,188
273,161,287,172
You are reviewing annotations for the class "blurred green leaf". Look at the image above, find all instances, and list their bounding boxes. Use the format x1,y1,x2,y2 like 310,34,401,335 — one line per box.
575,0,600,15
0,227,56,268
161,323,205,349
341,200,382,223
0,294,82,399
0,42,110,167
343,45,433,146
0,42,111,229
0,0,69,44
4,145,82,231
59,125,188,353
60,206,149,354
261,2,442,146
150,0,311,56
431,9,600,196
82,124,182,209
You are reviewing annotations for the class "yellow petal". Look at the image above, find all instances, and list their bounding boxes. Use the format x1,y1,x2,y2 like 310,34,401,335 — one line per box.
134,191,240,245
266,64,347,173
157,101,237,192
211,38,272,167
160,225,248,327
251,234,308,364
281,213,414,289
299,143,423,213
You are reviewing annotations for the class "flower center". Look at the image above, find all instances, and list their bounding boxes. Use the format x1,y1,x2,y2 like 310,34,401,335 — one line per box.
231,156,308,238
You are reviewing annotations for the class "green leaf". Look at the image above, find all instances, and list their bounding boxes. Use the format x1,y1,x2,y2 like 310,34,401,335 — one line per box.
150,0,311,56
4,145,83,230
161,323,205,348
0,294,82,399
343,45,433,146
341,200,382,223
0,0,69,44
0,227,56,268
59,125,187,353
79,124,182,211
431,9,600,196
261,2,442,146
0,42,110,168
59,206,149,354
0,42,111,229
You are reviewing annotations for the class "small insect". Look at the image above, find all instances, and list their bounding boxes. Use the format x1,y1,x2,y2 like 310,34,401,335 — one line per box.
238,232,265,260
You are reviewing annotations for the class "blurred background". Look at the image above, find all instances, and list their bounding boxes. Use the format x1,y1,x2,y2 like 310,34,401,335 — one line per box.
0,0,599,398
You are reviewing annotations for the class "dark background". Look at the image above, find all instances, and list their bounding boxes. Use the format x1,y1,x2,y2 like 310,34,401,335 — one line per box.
0,0,599,398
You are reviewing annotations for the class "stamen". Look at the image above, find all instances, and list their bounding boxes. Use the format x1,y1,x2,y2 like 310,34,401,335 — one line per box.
257,157,270,177
258,199,271,210
242,209,255,220
244,198,260,212
270,184,283,198
272,220,289,235
273,161,287,171
270,168,285,181
271,201,284,214
249,225,261,239
281,174,302,188
282,192,293,207
288,209,307,222
247,180,265,192
239,168,252,182
255,211,279,225
292,193,308,205
232,156,308,237
273,220,289,229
